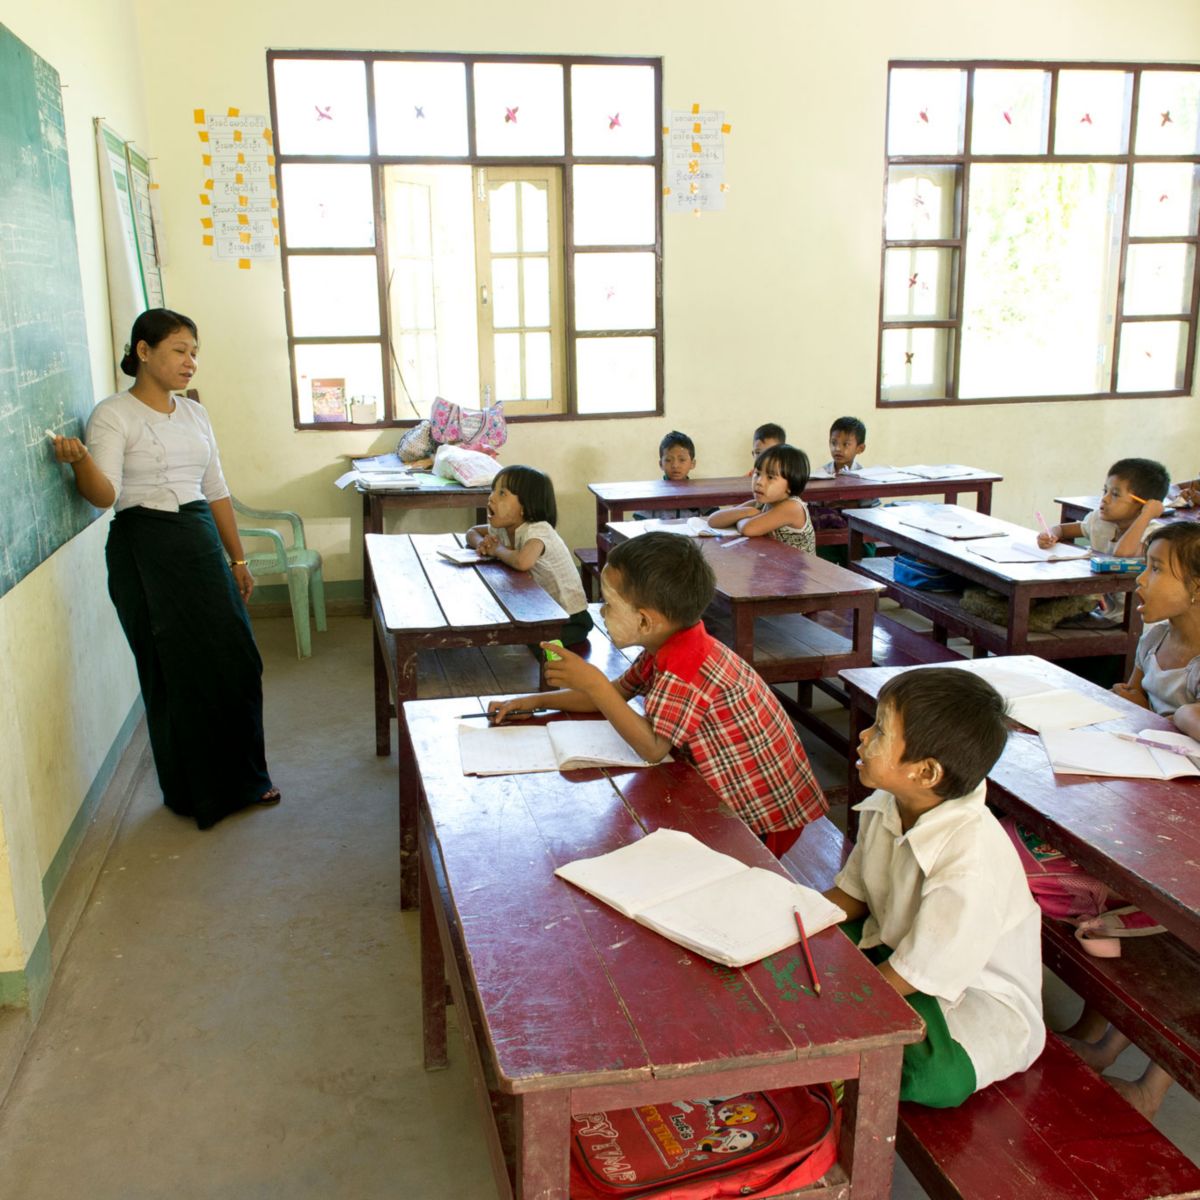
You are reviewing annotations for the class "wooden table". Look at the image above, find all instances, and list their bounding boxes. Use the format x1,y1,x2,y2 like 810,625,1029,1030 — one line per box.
367,532,569,909
846,506,1142,672
411,696,925,1200
358,477,492,612
1056,494,1200,527
606,521,884,685
840,657,1200,954
590,469,1001,542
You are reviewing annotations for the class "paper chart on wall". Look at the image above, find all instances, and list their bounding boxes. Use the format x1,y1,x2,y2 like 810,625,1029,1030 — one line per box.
663,106,731,215
194,108,278,269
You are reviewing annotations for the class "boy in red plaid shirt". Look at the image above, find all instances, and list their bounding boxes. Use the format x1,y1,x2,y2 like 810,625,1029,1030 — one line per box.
489,532,827,853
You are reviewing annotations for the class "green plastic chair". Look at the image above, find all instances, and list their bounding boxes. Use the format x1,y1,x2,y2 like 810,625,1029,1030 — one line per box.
232,497,327,658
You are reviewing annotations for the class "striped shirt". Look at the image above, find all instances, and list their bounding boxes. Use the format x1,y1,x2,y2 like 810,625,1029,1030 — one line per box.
616,621,826,834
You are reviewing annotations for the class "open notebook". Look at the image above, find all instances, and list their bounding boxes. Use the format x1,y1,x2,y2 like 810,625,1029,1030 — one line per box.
556,828,846,968
967,537,1089,563
459,720,665,775
437,546,484,565
897,505,1003,540
1041,727,1200,780
954,660,1121,731
638,517,740,538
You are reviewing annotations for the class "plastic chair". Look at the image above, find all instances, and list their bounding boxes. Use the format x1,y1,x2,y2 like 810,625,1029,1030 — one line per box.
232,497,327,658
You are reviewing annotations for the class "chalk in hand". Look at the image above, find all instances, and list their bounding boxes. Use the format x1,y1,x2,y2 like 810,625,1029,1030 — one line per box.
44,429,58,441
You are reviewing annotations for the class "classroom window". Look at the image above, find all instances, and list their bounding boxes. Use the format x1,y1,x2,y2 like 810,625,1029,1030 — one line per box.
268,51,663,429
879,62,1200,407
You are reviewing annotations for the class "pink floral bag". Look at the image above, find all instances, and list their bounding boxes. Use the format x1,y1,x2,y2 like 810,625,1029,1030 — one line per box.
429,396,507,454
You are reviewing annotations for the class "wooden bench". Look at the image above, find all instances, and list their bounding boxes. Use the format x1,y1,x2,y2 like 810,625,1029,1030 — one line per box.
574,545,602,600
781,819,1200,1200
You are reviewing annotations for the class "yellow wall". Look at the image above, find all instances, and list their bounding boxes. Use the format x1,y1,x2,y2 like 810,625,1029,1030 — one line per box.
132,0,1200,579
0,0,146,979
2,0,1199,989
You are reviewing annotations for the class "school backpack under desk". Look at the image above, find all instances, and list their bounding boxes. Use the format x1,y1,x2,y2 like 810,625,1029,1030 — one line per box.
570,1084,839,1200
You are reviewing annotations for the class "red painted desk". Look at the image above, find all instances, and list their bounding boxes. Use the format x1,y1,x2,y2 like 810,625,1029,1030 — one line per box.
367,532,569,909
840,657,1200,954
411,696,925,1200
1056,494,1200,528
589,470,1001,542
606,521,884,684
358,477,491,613
846,506,1142,672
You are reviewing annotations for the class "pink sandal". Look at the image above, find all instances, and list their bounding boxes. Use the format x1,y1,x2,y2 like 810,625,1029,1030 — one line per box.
1074,906,1167,958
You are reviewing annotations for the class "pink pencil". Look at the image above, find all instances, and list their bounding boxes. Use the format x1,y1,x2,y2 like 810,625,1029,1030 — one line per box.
793,908,821,997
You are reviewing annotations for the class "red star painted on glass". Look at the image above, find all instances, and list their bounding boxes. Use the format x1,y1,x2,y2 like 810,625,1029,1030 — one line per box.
1160,193,1170,203
1002,110,1013,125
913,194,925,208
1161,110,1173,127
315,105,333,121
918,108,929,124
414,106,425,119
908,273,919,288
605,286,616,301
904,351,915,365
608,113,621,130
505,106,519,124
1080,112,1093,125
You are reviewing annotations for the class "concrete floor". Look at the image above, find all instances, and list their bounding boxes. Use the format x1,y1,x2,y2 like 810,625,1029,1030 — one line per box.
0,607,1194,1198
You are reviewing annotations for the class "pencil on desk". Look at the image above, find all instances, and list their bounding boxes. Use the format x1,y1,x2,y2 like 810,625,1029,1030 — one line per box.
458,707,554,721
794,907,821,997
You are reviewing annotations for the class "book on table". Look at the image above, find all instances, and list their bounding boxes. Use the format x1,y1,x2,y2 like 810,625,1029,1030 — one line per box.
437,546,484,565
952,660,1121,731
636,517,741,538
897,504,1004,540
458,719,667,775
555,828,847,968
1040,727,1200,779
967,537,1089,563
900,464,990,480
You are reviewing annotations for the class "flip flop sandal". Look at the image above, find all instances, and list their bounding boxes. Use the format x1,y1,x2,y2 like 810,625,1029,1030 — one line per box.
1074,905,1167,958
256,788,282,807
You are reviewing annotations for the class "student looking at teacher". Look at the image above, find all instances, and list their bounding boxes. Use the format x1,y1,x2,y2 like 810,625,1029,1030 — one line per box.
49,308,279,830
466,464,594,646
708,443,815,553
488,532,827,855
824,668,1045,1108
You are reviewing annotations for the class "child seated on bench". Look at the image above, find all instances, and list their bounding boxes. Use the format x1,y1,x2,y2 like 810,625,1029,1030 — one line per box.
810,416,880,565
633,430,709,521
824,668,1045,1108
466,465,593,646
707,444,815,553
748,422,786,471
488,532,827,855
1007,521,1200,1118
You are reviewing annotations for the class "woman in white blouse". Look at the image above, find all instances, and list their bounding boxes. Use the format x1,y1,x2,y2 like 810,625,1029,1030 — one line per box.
52,309,279,829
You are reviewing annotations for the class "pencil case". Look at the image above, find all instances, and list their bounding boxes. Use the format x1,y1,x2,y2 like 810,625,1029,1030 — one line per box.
1090,555,1143,574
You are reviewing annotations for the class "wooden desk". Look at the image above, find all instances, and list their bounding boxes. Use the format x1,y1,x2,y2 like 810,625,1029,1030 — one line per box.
840,657,1200,954
590,470,1002,542
367,532,569,909
1056,494,1200,528
846,506,1142,671
606,521,883,684
411,696,925,1200
359,477,492,612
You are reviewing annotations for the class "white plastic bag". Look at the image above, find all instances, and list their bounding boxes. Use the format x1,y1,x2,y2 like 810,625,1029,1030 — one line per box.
433,443,502,489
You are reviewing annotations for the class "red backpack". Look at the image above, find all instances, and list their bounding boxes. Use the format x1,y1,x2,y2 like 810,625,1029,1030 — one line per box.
570,1085,839,1200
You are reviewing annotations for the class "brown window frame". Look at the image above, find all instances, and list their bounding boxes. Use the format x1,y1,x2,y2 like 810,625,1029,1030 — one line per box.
878,59,1200,409
266,49,664,431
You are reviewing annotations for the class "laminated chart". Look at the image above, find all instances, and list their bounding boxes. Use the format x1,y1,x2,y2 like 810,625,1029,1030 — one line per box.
663,104,731,215
194,108,278,269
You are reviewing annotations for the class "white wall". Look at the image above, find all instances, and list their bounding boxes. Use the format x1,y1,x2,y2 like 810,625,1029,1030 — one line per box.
131,0,1200,582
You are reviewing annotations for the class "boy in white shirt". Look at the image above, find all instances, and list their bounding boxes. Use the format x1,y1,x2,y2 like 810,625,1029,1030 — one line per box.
825,668,1045,1107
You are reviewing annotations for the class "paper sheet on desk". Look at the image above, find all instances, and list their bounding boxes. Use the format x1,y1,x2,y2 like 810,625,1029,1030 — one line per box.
843,465,921,483
1041,728,1200,779
967,537,1089,562
953,660,1122,730
897,506,1004,539
900,464,990,480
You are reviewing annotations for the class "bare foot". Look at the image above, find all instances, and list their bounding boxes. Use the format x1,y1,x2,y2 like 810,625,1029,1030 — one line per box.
1060,1008,1109,1042
1107,1074,1166,1120
1060,1033,1120,1072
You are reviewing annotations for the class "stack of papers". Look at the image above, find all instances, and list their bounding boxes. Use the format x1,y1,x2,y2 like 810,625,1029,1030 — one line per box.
955,660,1121,731
335,453,421,491
897,505,1004,540
901,464,990,480
555,828,847,968
1041,728,1200,779
967,537,1089,563
459,720,667,775
437,546,483,566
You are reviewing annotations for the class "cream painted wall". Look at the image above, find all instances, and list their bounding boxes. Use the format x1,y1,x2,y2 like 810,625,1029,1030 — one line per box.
131,0,1200,582
0,0,147,974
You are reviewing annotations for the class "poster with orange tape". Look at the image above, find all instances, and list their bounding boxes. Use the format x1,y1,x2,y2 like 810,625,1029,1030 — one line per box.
663,107,730,215
194,108,278,268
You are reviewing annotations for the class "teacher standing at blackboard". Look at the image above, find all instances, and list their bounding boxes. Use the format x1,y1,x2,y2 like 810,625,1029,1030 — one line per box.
51,308,280,829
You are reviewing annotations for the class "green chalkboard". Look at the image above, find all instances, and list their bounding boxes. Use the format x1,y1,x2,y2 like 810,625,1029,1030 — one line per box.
0,23,100,598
